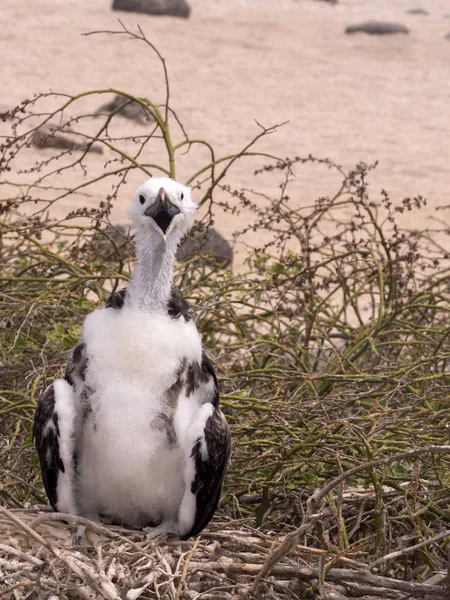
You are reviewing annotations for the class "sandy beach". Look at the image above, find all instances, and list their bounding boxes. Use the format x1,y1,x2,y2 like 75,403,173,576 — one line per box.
1,0,449,264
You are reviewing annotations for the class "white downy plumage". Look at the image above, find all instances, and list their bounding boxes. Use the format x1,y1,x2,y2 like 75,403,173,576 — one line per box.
33,178,230,539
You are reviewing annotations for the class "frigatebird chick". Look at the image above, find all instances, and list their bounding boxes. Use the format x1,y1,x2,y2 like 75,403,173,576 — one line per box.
33,177,231,539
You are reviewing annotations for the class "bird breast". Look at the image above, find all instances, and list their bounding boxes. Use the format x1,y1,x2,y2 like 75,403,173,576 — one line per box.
82,305,202,395
75,304,203,526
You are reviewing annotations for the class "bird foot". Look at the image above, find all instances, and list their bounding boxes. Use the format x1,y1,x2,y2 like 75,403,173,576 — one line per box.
72,525,86,546
143,521,179,540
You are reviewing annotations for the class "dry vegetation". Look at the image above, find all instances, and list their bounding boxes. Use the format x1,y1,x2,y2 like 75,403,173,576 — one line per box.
1,24,450,600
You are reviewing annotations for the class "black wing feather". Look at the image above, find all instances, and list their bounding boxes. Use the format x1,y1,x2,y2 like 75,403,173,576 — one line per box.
104,285,193,321
105,287,127,309
32,384,64,510
183,409,231,539
65,342,88,387
181,356,231,540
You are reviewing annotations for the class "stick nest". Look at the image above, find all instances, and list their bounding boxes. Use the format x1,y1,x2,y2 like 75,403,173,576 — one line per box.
1,501,447,600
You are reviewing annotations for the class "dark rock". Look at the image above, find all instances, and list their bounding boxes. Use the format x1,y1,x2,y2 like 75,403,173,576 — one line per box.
95,95,154,125
90,224,233,267
31,124,103,153
90,225,133,260
406,8,429,15
345,21,410,35
445,32,450,40
177,227,233,267
0,106,13,121
111,0,190,18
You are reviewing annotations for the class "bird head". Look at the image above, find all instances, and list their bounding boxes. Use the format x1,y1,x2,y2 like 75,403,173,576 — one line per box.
129,177,196,247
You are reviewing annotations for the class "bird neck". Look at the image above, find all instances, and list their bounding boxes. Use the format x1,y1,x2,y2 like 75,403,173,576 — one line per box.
127,233,177,312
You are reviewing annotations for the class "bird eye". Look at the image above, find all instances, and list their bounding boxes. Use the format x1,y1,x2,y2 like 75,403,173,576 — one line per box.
181,192,184,200
139,194,145,205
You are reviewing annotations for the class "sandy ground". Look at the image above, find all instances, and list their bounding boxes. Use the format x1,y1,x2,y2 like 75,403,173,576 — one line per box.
1,0,449,264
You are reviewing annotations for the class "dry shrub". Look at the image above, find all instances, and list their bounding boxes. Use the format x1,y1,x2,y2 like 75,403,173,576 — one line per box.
1,24,450,600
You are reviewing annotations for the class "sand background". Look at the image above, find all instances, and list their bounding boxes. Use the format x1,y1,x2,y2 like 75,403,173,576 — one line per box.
1,0,449,264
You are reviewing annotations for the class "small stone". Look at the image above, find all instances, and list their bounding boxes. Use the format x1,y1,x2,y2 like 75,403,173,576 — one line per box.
31,124,103,154
0,105,13,121
111,0,190,19
345,21,410,35
406,8,429,16
95,95,154,125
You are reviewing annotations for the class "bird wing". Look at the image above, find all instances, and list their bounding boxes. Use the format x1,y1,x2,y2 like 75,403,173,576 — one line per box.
179,353,231,540
65,341,89,388
33,379,78,513
35,327,91,511
33,384,63,510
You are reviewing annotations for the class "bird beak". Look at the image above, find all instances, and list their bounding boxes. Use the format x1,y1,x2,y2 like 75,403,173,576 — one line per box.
144,187,181,241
